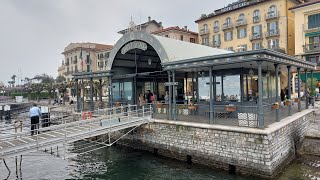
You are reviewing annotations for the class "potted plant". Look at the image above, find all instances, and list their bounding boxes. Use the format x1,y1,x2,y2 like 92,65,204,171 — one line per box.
284,99,291,106
272,102,279,109
294,98,300,103
225,104,237,112
307,78,317,105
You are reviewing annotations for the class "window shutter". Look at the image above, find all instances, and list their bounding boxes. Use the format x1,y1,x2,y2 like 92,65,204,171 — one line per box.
244,28,247,37
259,25,262,35
252,26,254,35
231,31,233,40
237,30,240,39
275,21,279,30
224,33,227,41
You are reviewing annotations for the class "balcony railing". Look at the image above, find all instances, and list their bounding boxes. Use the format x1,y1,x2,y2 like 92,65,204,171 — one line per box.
304,43,320,52
235,19,247,27
266,29,279,37
212,41,221,48
199,28,210,36
250,34,263,41
266,11,279,20
253,16,261,23
222,23,233,30
213,26,219,33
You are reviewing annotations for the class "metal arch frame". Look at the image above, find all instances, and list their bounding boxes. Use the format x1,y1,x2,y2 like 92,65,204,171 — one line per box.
107,31,170,71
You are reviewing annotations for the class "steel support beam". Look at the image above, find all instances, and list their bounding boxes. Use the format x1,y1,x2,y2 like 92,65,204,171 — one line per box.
75,79,80,112
257,61,264,128
287,66,292,116
209,67,213,124
297,68,301,112
168,71,172,120
90,78,94,112
172,71,177,121
274,64,280,122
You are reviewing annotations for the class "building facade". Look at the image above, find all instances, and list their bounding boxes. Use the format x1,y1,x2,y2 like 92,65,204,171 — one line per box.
58,43,112,82
195,0,302,55
118,16,163,35
96,49,112,71
152,26,198,43
291,0,320,66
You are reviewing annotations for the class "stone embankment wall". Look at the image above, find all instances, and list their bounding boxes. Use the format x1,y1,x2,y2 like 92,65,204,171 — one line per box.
120,109,314,178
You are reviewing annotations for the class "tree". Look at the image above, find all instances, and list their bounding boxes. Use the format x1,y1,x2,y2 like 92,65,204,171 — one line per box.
31,83,45,102
307,78,318,96
56,75,66,83
41,74,54,84
11,75,16,87
43,82,56,105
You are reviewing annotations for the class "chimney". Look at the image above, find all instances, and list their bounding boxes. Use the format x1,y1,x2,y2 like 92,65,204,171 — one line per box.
184,26,188,30
148,16,151,22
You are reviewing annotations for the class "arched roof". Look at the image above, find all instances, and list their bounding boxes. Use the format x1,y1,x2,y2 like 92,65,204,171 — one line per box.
107,31,232,71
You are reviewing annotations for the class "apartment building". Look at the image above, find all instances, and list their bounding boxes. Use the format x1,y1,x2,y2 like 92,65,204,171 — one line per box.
291,0,320,64
59,43,113,82
152,26,198,43
96,49,112,71
195,0,303,55
118,16,163,35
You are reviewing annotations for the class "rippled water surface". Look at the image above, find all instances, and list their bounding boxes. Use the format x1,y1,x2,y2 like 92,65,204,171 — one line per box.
0,139,319,180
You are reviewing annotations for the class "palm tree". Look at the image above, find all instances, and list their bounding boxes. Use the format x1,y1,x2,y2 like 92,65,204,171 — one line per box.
11,75,16,87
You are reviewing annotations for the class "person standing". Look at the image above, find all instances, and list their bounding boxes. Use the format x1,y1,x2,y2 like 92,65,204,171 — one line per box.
29,104,42,135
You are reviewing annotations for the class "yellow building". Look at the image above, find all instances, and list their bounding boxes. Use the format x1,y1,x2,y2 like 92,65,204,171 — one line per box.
291,0,320,65
58,43,113,82
195,0,303,55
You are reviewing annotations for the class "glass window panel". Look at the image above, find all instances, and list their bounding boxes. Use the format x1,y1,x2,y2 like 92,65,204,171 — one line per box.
222,75,241,102
198,77,210,101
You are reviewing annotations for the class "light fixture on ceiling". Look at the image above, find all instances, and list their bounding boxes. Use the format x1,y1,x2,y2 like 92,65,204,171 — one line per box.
249,64,254,77
148,58,152,65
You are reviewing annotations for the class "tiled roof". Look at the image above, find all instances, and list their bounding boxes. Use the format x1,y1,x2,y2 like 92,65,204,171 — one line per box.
62,43,113,54
152,27,198,35
289,0,320,10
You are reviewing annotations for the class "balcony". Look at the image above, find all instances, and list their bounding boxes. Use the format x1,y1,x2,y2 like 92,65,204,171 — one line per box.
65,62,70,66
250,34,263,41
253,16,261,23
266,11,279,20
304,43,320,53
73,60,77,64
222,23,233,30
266,29,279,37
213,26,219,33
199,28,210,36
235,19,247,27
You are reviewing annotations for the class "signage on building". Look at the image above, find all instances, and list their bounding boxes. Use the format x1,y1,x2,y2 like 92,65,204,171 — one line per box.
214,0,263,16
121,41,147,55
164,82,178,86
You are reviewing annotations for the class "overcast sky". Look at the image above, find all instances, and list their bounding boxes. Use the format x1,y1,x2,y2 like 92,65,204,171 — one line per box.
0,0,235,85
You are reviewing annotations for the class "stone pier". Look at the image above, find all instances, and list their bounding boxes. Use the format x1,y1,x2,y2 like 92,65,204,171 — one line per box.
120,109,315,178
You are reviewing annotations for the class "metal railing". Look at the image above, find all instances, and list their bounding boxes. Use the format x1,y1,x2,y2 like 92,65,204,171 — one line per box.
266,11,279,20
199,28,210,36
222,23,233,30
304,43,320,52
266,29,279,37
250,34,263,40
0,104,151,159
253,16,261,23
236,19,247,27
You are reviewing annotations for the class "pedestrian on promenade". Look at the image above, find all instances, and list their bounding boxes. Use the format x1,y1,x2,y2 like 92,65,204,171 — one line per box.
29,104,42,135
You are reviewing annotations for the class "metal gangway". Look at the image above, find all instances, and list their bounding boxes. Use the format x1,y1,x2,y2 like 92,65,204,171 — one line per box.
0,104,152,160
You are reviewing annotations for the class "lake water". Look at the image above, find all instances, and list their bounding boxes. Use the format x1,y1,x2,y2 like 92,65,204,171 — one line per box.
0,140,319,180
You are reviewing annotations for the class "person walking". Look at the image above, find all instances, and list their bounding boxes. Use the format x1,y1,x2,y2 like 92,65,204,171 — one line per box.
29,104,42,135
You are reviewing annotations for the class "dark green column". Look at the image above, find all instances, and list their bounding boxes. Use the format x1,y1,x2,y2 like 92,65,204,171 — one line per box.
305,70,309,109
311,71,314,107
274,64,280,122
82,79,85,110
90,78,94,112
209,67,213,124
168,71,172,120
75,79,80,112
172,71,177,121
287,66,292,116
257,61,264,128
99,79,103,108
297,68,301,112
